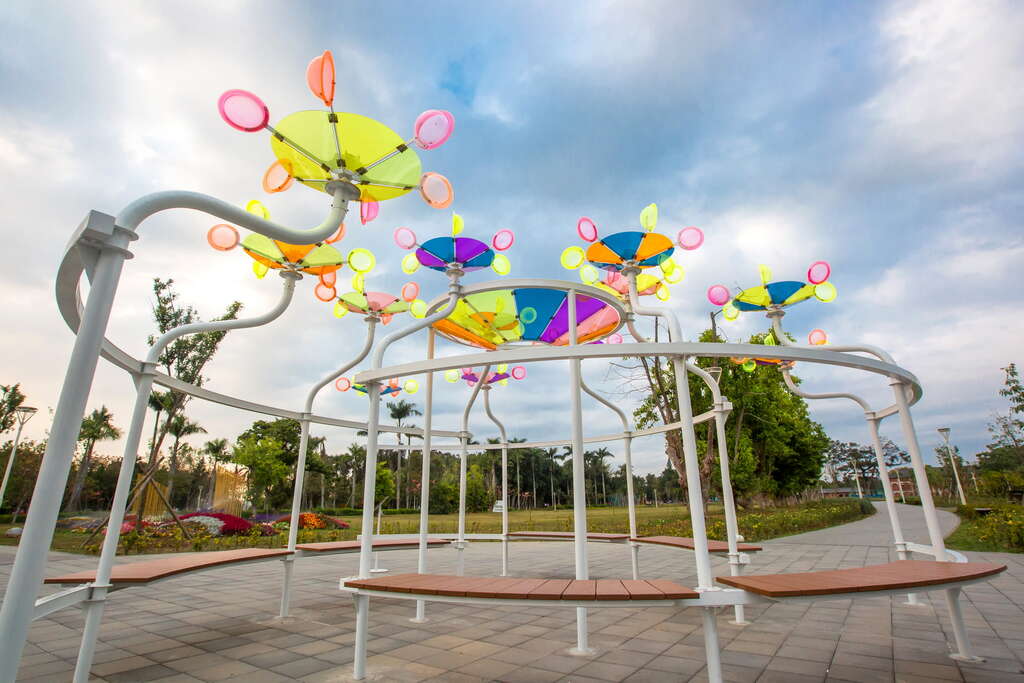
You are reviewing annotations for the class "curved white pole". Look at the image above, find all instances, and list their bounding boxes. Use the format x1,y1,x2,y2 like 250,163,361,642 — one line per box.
482,385,509,576
579,377,639,580
413,330,436,623
280,317,378,618
73,271,300,683
625,273,721,683
372,274,461,370
456,365,489,576
0,184,353,681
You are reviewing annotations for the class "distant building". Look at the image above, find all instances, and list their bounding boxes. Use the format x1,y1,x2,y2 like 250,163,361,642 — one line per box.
889,470,916,498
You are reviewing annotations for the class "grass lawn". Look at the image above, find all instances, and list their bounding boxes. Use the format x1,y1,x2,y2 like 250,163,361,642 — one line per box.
944,504,1024,554
0,500,874,556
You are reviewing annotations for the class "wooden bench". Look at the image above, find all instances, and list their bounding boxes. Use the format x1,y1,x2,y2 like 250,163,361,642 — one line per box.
343,572,697,601
507,531,629,543
633,535,762,554
716,560,1006,598
296,538,450,554
45,548,293,586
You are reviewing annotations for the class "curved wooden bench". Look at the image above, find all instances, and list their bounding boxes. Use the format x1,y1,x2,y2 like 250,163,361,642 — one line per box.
507,531,629,543
45,548,293,586
716,560,1006,598
296,538,450,554
633,535,762,554
343,572,697,601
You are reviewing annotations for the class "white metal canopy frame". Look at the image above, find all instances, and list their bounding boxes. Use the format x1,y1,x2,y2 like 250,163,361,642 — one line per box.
0,189,980,683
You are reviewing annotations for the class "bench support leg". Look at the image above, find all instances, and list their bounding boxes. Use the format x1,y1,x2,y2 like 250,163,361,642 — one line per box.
701,607,724,683
413,599,427,623
727,558,748,626
896,545,921,606
501,537,509,577
279,559,294,618
630,543,640,581
945,587,983,662
73,589,108,683
569,607,595,655
353,594,369,680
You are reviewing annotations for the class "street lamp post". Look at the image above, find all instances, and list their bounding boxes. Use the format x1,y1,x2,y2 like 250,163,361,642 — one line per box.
0,407,39,510
937,427,967,506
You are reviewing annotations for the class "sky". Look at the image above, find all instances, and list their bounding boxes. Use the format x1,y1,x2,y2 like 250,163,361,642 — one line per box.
0,0,1021,477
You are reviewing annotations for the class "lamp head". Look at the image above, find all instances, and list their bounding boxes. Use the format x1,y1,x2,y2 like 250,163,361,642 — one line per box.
14,406,37,424
937,427,951,438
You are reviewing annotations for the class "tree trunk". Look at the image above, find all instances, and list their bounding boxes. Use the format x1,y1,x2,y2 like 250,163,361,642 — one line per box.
66,441,96,511
166,435,181,508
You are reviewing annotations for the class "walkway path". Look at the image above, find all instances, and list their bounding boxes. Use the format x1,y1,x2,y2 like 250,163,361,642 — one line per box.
774,501,959,546
3,506,1022,682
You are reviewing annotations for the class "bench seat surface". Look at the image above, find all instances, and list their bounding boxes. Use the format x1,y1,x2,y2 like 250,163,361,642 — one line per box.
344,572,698,600
296,538,450,552
45,548,293,585
633,535,762,553
716,560,1006,597
507,531,629,541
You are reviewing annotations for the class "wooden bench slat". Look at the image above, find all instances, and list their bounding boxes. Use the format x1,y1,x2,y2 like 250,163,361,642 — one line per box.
633,535,762,553
527,579,573,600
594,579,630,600
561,580,597,600
644,579,699,599
620,580,665,600
716,560,1007,598
295,538,449,552
45,548,293,585
507,531,629,541
485,578,550,599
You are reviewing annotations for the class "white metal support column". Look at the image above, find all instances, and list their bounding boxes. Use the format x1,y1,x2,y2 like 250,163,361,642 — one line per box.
482,385,509,576
457,367,488,576
414,329,436,623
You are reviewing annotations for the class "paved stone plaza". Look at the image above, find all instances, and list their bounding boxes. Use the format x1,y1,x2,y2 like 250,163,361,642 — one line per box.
3,503,1022,682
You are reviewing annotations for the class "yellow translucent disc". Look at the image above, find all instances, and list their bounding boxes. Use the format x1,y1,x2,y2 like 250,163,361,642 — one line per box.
347,248,375,273
452,213,464,236
640,203,658,232
409,299,427,318
814,282,837,302
445,369,460,383
663,264,684,284
759,264,772,285
246,200,270,219
403,379,419,394
253,261,268,279
333,301,348,318
351,272,365,292
723,303,740,320
270,110,421,201
492,253,511,275
560,246,585,270
656,283,671,301
579,264,599,284
401,252,420,274
497,363,508,373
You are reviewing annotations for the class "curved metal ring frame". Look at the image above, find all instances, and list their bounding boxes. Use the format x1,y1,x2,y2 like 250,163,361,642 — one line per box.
0,190,980,683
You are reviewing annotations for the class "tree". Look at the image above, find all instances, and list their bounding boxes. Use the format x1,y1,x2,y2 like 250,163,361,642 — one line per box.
232,436,290,511
465,464,489,512
165,415,206,506
374,461,396,508
386,399,421,508
66,406,121,511
980,363,1024,476
233,419,328,510
0,383,26,435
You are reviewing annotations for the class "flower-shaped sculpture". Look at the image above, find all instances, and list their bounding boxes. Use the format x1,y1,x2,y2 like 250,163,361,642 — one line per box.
217,49,456,224
426,283,626,350
729,331,798,373
335,376,419,397
707,261,836,321
393,214,514,278
444,364,527,388
206,200,375,301
559,204,703,302
330,276,428,325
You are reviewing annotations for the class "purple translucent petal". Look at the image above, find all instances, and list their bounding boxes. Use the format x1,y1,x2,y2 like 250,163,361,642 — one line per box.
540,295,606,343
416,248,447,268
454,237,489,263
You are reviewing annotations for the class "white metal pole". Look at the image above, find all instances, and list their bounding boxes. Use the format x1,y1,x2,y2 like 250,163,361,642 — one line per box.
357,382,383,579
457,368,488,576
483,386,509,576
0,415,31,510
713,402,746,625
282,318,377,617
566,290,593,655
414,330,435,623
0,217,132,680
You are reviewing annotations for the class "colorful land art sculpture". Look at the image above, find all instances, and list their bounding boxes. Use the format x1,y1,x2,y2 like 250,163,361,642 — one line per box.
707,261,836,321
430,286,624,350
444,364,528,388
393,214,514,276
206,201,373,301
560,204,702,302
330,275,427,324
335,375,419,397
217,49,455,223
729,331,796,373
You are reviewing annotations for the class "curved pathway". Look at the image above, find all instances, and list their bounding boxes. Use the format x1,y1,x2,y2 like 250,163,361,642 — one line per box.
771,500,959,546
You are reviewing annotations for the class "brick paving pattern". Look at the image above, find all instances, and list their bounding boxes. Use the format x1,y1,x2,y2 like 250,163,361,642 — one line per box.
3,502,1022,682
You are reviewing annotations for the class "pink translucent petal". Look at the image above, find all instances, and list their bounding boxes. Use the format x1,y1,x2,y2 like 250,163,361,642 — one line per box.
607,333,623,344
413,110,455,150
807,260,831,285
492,229,515,251
419,172,453,209
314,283,336,302
319,271,337,287
360,200,379,225
577,217,598,242
218,89,268,132
511,366,527,380
393,226,417,250
808,329,828,345
335,377,351,392
366,291,399,311
401,282,420,302
707,284,731,306
677,226,704,251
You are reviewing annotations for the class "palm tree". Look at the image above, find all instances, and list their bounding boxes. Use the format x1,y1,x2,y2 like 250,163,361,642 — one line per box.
165,415,206,506
145,390,172,466
387,399,422,508
66,406,121,511
593,447,613,505
202,438,230,508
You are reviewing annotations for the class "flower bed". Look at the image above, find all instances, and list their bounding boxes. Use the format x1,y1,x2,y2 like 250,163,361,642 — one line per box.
180,512,252,535
947,504,1024,553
